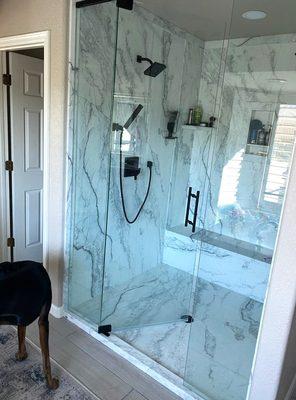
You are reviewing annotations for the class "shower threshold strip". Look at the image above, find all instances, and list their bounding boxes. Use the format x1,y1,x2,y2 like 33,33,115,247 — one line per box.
67,313,203,400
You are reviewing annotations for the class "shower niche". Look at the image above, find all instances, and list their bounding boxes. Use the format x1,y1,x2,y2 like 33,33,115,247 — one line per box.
245,108,275,156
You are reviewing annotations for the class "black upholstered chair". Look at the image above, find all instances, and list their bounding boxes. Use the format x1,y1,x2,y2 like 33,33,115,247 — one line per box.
0,261,59,389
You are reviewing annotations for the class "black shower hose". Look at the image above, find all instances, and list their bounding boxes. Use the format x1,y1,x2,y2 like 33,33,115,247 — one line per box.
119,128,152,224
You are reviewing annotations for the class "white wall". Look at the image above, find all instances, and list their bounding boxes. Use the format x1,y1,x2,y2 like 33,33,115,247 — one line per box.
0,0,69,306
277,307,296,399
248,143,296,399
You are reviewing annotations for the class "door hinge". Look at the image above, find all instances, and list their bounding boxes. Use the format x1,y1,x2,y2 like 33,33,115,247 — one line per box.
5,160,13,171
98,324,112,337
76,0,133,10
7,237,15,248
2,73,11,86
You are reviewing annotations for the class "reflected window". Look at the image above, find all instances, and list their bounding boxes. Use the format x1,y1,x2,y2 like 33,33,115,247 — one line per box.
218,149,244,207
113,128,132,153
260,105,296,208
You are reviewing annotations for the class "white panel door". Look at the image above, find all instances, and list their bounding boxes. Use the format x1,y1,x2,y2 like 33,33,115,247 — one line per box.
10,52,44,262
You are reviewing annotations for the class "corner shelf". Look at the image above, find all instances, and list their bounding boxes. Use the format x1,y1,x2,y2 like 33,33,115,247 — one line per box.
182,125,214,132
245,143,269,157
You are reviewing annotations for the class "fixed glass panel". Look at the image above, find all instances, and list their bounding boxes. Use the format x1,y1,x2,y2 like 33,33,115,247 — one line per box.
68,2,118,326
100,2,229,332
184,1,296,399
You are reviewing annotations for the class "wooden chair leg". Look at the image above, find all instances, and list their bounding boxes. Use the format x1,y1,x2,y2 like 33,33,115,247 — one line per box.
38,314,59,390
16,325,28,361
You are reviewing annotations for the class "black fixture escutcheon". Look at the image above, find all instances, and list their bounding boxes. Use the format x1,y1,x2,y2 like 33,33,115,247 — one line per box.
124,156,141,180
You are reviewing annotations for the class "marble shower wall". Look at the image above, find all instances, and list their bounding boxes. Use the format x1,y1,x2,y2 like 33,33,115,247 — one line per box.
102,6,204,293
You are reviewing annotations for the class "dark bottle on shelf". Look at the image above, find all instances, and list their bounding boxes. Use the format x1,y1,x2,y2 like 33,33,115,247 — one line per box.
257,126,266,145
187,108,194,125
265,126,271,145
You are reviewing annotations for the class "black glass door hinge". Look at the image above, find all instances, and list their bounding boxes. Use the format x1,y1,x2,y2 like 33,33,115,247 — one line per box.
2,73,11,86
181,315,194,324
76,0,133,10
117,0,133,10
98,324,112,337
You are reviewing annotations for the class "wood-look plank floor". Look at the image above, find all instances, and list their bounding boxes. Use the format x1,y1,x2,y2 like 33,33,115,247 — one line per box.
26,315,181,400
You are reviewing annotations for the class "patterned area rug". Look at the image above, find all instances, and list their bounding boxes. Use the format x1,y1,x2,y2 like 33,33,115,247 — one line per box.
0,326,96,399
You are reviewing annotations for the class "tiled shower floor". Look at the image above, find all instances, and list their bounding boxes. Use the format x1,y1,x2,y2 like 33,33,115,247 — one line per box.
114,277,262,400
116,322,191,378
71,267,263,400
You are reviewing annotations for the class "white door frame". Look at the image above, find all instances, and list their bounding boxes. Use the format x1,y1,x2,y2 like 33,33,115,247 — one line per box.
0,31,50,266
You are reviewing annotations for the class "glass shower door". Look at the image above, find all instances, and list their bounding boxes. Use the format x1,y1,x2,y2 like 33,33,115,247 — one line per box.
99,3,230,333
68,1,119,326
100,3,199,330
184,1,296,398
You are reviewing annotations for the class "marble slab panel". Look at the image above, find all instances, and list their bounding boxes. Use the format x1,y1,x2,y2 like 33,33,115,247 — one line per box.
185,278,262,400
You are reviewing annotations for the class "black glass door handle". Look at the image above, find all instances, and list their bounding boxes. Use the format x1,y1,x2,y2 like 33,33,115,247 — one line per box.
185,187,200,233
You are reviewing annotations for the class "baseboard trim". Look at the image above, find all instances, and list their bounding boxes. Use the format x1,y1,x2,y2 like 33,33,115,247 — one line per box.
50,304,65,319
285,373,296,400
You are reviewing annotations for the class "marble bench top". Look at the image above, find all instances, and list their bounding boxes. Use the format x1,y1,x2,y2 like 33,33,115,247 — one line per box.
169,225,273,264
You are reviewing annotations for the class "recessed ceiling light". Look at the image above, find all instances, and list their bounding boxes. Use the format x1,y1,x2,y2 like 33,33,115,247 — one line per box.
242,10,267,20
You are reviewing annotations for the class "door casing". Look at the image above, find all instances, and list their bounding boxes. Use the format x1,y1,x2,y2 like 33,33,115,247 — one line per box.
0,31,50,266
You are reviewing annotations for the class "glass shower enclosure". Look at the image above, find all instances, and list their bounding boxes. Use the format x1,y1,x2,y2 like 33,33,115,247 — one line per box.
67,1,296,399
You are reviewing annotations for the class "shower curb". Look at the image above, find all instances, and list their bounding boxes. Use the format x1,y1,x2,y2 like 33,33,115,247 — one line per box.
67,314,203,400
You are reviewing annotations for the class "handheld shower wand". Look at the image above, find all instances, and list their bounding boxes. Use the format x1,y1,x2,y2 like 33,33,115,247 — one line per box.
113,104,153,224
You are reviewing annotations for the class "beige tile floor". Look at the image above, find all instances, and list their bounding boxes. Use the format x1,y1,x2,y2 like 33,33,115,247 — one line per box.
26,315,181,400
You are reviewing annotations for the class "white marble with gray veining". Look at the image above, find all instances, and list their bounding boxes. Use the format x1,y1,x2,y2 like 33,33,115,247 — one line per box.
115,278,262,400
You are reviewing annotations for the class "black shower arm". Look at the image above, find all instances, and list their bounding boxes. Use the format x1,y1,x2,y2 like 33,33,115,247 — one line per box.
137,55,153,66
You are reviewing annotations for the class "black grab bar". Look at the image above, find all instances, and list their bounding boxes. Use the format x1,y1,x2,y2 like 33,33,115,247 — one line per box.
185,187,200,233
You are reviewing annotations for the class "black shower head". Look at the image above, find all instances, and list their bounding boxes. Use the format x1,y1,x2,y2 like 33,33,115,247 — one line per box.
137,55,166,78
144,62,166,77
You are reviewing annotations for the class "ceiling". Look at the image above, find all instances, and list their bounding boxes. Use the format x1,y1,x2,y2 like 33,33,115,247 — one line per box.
139,0,296,41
